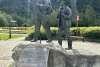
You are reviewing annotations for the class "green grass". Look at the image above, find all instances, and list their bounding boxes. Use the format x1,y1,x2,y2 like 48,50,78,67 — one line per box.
0,33,26,40
1,26,100,40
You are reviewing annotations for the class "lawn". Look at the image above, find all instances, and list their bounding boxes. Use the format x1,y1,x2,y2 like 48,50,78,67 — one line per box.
1,26,100,40
0,33,26,40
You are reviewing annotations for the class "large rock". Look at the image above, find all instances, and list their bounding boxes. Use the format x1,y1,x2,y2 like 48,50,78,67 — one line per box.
12,42,100,67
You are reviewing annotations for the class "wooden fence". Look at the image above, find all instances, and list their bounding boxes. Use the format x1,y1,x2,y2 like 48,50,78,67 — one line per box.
0,27,32,34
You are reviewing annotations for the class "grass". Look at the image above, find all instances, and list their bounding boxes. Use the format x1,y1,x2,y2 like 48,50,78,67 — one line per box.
0,33,26,40
1,26,100,40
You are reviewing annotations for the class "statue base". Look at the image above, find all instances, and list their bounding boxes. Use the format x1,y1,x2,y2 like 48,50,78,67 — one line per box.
12,42,100,67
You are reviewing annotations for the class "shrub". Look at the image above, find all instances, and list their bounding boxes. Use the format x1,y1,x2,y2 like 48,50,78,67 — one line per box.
26,27,100,40
25,27,58,40
83,30,100,39
0,11,12,27
71,27,100,39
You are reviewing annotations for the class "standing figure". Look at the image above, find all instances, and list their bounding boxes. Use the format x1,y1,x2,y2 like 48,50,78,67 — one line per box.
32,0,53,42
57,3,72,49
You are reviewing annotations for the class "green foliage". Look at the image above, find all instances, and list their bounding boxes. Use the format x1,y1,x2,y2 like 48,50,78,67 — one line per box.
0,0,100,27
71,27,100,39
26,27,58,40
0,11,12,27
84,30,100,39
49,10,58,27
12,15,25,26
79,5,96,26
26,27,100,40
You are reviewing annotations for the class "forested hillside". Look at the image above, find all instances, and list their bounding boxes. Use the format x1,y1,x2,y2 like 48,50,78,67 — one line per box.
0,0,100,27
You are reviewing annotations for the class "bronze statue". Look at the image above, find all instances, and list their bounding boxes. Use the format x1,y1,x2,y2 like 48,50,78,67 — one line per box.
57,2,72,49
32,0,53,42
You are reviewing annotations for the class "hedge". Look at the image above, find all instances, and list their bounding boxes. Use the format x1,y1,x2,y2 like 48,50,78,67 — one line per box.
26,27,100,40
25,28,58,40
71,27,100,39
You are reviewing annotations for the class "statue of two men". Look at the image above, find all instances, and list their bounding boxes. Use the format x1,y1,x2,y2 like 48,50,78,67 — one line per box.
57,2,72,49
32,0,72,49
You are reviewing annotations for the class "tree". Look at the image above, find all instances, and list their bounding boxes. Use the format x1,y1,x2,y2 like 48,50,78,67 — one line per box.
12,15,25,27
80,5,96,26
0,11,12,27
85,5,96,26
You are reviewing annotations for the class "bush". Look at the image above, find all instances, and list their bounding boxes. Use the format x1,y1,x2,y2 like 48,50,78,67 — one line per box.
49,10,58,27
83,30,100,39
0,11,12,27
26,27,100,40
71,27,100,39
25,27,58,40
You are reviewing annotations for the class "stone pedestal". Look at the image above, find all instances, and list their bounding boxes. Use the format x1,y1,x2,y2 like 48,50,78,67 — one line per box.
12,43,100,67
12,45,49,67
